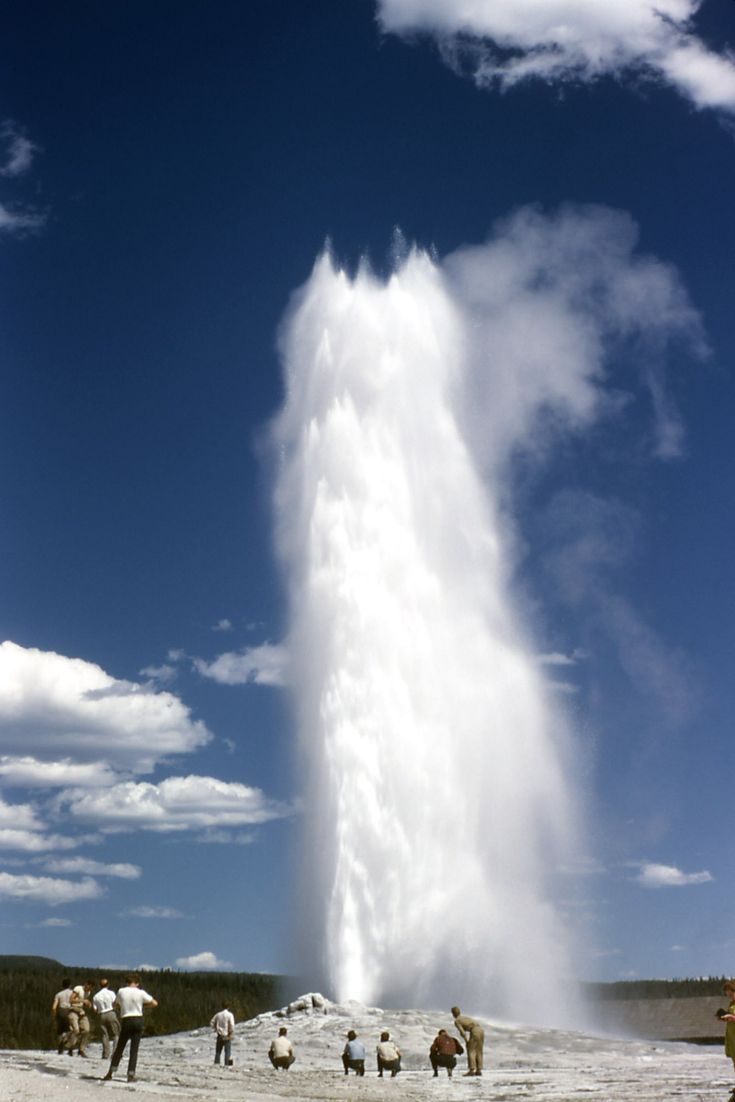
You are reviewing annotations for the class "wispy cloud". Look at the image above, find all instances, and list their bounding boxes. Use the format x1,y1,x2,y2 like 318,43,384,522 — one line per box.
212,619,233,633
0,756,119,789
0,121,37,177
194,642,289,687
636,861,713,888
0,871,103,905
42,857,141,879
58,774,294,833
175,950,231,970
128,905,185,919
376,0,735,113
138,663,177,685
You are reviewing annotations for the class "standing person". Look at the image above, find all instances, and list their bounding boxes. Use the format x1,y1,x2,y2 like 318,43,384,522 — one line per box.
93,979,120,1060
63,984,91,1057
342,1029,366,1076
719,981,735,1098
268,1025,295,1070
451,1005,485,1077
102,974,158,1083
429,1028,463,1077
51,978,74,1053
376,1030,401,1077
210,1001,235,1066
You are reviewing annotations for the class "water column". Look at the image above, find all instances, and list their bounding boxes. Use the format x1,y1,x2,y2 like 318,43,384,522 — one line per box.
273,250,579,1022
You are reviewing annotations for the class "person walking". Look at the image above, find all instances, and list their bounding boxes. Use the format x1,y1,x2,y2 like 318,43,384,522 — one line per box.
451,1005,485,1077
268,1026,295,1070
210,1001,235,1066
93,979,120,1060
102,974,158,1083
51,978,74,1053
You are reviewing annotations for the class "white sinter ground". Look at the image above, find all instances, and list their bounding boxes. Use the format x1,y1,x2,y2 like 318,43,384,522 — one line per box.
1,993,732,1101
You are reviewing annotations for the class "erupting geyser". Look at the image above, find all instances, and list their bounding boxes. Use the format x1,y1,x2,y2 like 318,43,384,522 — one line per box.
273,247,581,1023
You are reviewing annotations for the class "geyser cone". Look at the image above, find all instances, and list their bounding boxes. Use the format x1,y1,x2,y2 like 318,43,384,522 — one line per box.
274,249,581,1023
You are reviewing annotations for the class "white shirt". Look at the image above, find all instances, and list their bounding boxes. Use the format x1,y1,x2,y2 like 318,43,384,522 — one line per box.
93,987,117,1014
210,1009,235,1037
270,1035,294,1058
115,985,154,1017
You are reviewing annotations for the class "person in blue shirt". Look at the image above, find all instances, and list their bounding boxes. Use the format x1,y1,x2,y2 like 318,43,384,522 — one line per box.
342,1029,366,1075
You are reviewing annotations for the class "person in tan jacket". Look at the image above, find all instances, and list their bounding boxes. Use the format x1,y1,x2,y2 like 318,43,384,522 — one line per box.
451,1005,485,1076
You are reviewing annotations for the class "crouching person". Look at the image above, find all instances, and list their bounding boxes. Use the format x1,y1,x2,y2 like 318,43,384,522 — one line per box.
430,1028,463,1078
342,1030,366,1075
376,1031,401,1077
268,1026,295,1070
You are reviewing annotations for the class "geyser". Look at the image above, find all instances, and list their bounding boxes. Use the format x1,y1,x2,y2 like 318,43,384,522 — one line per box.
273,248,580,1023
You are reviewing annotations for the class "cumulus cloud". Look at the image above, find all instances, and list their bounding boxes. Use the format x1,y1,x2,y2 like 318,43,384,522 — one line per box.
175,950,231,970
58,774,294,833
0,871,102,905
128,905,185,919
0,641,210,775
42,857,141,879
0,829,82,852
636,861,713,887
0,756,119,788
194,642,289,687
376,0,735,112
443,205,705,470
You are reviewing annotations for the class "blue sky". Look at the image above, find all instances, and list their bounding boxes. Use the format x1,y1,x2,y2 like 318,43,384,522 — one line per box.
0,0,734,986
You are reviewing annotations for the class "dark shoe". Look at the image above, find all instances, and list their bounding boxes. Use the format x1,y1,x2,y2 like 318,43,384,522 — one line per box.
102,1071,113,1081
127,1074,136,1082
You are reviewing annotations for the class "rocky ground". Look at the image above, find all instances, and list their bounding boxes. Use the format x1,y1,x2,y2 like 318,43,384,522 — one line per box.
2,993,734,1101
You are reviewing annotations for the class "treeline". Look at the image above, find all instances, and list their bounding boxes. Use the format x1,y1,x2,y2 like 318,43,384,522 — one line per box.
0,960,283,1050
585,977,731,1001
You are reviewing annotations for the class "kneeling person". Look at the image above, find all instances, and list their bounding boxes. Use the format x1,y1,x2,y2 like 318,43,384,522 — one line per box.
269,1026,295,1070
430,1028,463,1078
376,1031,401,1077
342,1030,366,1075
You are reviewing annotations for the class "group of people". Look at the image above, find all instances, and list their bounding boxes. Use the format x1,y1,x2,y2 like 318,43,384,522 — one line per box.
52,973,157,1083
51,980,485,1083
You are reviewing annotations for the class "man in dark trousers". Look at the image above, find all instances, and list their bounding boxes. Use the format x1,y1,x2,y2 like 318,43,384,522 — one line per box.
430,1028,463,1077
102,975,158,1083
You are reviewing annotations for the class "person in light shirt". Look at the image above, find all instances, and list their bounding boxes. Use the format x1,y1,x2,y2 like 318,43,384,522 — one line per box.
102,974,158,1083
210,1001,236,1066
268,1025,295,1070
376,1030,401,1077
92,978,119,1060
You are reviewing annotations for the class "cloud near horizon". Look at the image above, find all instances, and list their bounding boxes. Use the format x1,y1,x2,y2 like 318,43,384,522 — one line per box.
376,0,735,113
175,950,232,970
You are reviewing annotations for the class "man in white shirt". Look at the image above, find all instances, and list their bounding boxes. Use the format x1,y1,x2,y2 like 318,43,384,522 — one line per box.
102,975,158,1083
376,1030,401,1077
268,1026,295,1070
210,1002,235,1066
92,978,119,1059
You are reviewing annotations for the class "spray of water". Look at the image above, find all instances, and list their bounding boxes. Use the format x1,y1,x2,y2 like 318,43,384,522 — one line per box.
273,248,581,1022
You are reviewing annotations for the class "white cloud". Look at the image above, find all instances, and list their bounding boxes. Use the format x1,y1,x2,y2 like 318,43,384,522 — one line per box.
128,905,184,919
175,950,231,971
0,871,102,904
36,917,74,927
195,829,255,845
212,619,233,633
0,829,82,852
376,0,735,112
0,641,210,774
0,203,44,234
58,774,293,833
42,857,141,879
194,642,289,687
636,862,713,887
443,205,704,470
0,121,37,177
138,664,177,684
0,795,44,832
0,756,119,788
